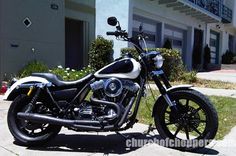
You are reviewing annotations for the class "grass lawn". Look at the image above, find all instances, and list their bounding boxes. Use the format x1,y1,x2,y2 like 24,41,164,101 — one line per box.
136,92,236,140
171,79,236,90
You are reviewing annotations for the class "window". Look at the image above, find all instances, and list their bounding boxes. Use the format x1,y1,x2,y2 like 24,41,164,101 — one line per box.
132,16,159,48
210,38,216,47
164,38,183,53
173,40,182,47
164,25,184,53
132,31,155,42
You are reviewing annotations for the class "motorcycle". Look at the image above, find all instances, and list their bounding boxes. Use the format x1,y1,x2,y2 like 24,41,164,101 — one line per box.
4,17,218,150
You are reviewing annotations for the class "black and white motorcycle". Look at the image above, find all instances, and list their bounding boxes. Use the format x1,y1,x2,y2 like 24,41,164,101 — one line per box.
4,17,218,150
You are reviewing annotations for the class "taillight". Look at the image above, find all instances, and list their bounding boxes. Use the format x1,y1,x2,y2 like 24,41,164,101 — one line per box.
0,82,8,94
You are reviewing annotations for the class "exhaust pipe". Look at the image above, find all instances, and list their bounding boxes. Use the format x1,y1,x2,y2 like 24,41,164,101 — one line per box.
90,96,121,119
17,112,105,128
17,97,122,131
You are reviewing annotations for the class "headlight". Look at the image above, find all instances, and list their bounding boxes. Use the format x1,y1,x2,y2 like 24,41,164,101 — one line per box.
153,54,164,68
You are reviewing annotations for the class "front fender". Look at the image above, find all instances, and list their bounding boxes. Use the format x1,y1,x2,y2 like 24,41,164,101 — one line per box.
3,76,50,101
151,85,193,117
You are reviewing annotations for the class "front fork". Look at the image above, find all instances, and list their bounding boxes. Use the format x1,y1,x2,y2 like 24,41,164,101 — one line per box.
151,70,179,114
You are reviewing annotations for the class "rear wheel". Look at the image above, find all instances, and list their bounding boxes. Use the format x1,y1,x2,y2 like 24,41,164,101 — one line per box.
154,90,218,150
7,94,61,146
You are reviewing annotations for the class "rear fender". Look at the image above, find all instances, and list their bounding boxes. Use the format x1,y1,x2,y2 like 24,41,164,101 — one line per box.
151,85,193,117
3,76,50,101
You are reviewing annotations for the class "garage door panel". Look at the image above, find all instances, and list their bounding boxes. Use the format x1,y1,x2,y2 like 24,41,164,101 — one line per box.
210,46,216,52
210,30,220,64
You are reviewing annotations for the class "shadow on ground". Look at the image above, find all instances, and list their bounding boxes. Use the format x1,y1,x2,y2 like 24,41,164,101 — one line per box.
16,133,219,155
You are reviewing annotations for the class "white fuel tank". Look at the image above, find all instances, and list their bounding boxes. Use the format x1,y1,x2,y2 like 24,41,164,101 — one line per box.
94,58,141,79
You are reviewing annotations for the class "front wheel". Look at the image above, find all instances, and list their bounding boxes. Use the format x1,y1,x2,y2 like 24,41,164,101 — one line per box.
154,90,218,150
7,94,61,146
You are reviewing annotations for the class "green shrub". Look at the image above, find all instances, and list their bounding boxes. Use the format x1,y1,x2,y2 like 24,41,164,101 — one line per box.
222,50,235,64
18,60,94,81
233,56,236,63
50,65,94,81
203,45,211,70
121,48,139,60
18,60,49,78
179,71,197,83
89,36,114,70
157,48,184,81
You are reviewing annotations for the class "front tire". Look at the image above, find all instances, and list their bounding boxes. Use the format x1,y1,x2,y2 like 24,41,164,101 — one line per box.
7,94,61,146
154,90,218,150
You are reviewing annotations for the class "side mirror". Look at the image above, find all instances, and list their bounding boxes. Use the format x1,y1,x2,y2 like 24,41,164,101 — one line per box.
107,17,118,26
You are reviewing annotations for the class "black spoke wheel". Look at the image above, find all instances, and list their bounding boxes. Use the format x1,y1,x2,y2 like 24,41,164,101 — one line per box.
154,90,218,150
7,94,61,146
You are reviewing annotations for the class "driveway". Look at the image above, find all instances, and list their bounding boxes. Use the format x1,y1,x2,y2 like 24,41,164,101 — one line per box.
0,96,235,156
221,64,236,70
197,69,236,83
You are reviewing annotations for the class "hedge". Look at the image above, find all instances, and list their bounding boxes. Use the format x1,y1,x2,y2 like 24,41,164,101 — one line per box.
18,61,94,81
89,36,114,70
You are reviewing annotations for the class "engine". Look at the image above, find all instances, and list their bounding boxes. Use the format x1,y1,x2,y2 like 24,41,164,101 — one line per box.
72,78,140,122
90,78,140,103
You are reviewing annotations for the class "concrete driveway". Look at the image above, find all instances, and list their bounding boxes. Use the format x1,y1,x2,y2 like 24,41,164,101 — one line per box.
0,96,234,156
197,68,236,83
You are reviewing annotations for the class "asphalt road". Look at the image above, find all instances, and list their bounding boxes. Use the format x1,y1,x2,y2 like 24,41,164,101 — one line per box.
0,96,233,156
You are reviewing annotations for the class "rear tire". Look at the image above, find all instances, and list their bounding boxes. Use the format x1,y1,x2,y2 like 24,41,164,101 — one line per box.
7,94,61,146
154,90,218,151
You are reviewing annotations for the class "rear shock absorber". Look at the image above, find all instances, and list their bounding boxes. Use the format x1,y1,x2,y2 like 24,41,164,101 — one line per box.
25,87,41,113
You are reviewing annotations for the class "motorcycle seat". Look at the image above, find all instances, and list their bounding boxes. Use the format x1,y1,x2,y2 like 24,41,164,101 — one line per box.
31,73,94,88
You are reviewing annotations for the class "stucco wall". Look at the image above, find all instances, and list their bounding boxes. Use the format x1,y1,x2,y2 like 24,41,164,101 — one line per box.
65,0,95,66
132,0,206,30
224,0,236,28
131,0,206,69
0,0,95,81
0,0,65,80
96,0,236,69
96,0,130,59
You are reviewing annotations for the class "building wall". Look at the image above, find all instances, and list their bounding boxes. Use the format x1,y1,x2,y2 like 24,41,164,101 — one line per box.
97,0,236,69
96,0,131,59
65,0,95,66
131,0,207,70
0,0,95,82
225,0,236,28
206,22,236,64
224,0,236,54
0,0,65,80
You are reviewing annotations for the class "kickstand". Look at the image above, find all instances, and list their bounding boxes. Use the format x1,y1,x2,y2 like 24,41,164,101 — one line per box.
143,124,156,135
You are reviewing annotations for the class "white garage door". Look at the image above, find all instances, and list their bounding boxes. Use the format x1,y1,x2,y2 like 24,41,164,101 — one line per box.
132,19,157,48
210,30,220,64
164,26,184,53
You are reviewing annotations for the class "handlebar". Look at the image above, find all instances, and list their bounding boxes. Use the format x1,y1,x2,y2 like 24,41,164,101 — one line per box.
106,31,128,37
106,17,147,55
106,31,119,36
106,30,144,54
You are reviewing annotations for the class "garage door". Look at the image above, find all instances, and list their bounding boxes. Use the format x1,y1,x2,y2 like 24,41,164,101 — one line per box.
132,19,157,48
210,30,220,64
164,25,184,53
